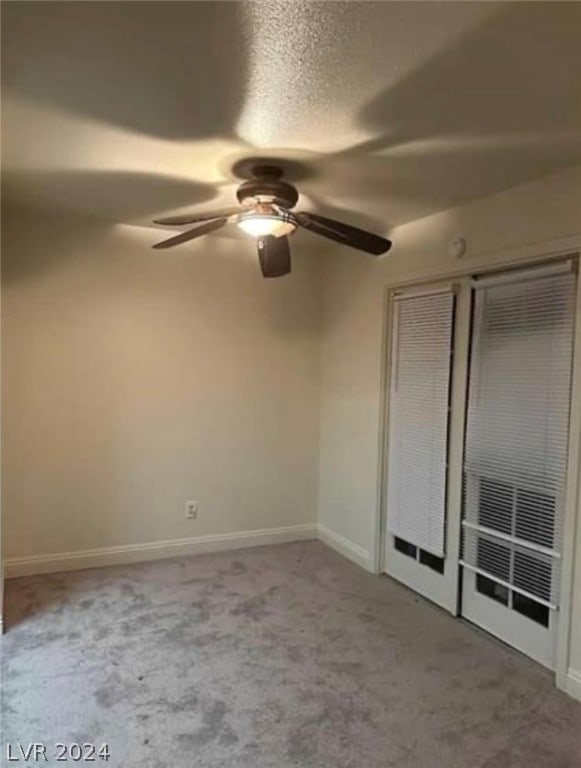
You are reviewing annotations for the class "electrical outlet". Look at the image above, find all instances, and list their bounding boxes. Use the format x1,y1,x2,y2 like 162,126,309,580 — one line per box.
184,500,198,520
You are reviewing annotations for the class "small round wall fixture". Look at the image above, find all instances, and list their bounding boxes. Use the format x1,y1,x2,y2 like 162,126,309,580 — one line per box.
449,237,467,259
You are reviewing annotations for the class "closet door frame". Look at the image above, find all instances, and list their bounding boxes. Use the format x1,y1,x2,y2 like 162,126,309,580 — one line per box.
375,236,581,697
556,253,581,695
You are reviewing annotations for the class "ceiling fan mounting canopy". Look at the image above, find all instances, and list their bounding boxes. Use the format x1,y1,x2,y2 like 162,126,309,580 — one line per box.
152,163,392,278
249,164,284,179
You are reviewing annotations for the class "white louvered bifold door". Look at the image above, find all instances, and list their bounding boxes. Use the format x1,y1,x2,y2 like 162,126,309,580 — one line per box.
461,263,576,613
386,291,454,557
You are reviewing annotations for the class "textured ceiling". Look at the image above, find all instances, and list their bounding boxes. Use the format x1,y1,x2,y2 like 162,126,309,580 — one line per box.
2,1,581,236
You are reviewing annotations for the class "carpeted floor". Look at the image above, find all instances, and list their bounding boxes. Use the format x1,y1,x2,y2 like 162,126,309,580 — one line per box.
2,540,580,767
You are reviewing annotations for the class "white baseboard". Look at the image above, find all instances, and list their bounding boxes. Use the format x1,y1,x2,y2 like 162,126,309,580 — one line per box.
563,668,581,703
318,524,373,572
4,524,318,578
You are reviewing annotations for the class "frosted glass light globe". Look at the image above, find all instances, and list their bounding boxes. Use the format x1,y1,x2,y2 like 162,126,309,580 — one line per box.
237,214,296,238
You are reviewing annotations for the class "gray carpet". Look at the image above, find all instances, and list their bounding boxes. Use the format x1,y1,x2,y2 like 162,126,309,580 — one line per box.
2,541,580,767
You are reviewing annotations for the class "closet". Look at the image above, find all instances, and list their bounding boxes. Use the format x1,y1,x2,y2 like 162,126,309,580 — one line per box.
383,259,577,669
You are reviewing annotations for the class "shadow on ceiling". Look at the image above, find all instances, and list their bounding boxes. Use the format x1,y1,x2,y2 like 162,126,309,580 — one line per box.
214,2,581,232
335,1,581,209
1,1,249,140
3,2,581,253
1,170,219,283
2,170,217,222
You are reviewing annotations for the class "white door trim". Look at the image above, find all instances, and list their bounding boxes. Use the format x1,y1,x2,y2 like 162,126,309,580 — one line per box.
556,256,581,693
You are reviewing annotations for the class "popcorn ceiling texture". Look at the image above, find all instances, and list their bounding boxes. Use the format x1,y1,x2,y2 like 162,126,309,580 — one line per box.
3,2,581,226
3,541,581,767
236,1,493,150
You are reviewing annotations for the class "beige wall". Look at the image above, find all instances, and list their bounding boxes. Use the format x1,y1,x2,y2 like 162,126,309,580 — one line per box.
317,165,581,678
2,208,322,560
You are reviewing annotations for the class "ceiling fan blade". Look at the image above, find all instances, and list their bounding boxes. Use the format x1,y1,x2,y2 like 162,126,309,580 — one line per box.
153,204,251,226
152,218,227,249
257,235,291,278
295,211,391,256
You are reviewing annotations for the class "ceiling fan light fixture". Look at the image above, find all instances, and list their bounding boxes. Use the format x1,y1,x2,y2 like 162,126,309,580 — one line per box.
237,213,296,238
152,164,392,272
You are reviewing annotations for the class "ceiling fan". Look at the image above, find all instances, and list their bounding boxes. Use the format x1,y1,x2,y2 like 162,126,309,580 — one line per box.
152,165,392,277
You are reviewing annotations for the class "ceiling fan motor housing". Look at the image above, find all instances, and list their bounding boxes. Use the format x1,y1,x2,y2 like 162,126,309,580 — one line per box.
236,165,299,209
